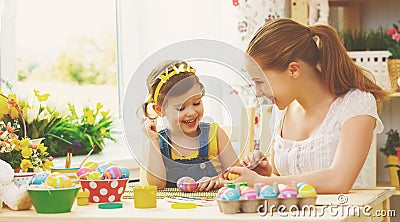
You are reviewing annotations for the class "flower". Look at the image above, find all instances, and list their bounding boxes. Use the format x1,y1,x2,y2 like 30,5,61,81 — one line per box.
386,21,400,59
0,121,53,172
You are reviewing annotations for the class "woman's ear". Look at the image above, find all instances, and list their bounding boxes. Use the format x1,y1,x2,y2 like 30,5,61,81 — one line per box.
152,103,164,117
288,62,301,79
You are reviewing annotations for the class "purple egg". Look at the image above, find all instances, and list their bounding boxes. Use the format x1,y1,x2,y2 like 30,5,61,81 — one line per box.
240,187,258,200
103,166,123,179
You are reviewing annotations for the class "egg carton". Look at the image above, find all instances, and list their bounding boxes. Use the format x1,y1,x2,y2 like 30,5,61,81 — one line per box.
217,196,317,214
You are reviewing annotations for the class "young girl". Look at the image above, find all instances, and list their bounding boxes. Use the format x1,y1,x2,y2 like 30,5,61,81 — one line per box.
142,60,239,191
222,18,388,194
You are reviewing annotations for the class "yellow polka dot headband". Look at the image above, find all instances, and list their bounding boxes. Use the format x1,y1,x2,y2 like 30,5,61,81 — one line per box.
147,64,196,104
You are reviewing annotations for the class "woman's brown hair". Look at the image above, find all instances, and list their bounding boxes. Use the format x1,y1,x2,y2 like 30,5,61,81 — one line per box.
246,18,389,109
142,60,204,119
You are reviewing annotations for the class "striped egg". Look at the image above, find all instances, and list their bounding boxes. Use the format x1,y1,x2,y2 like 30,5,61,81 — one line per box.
96,162,116,174
259,185,278,198
279,185,297,198
83,161,99,172
176,176,197,192
216,187,231,199
240,187,258,200
76,167,90,178
220,188,240,201
87,171,103,180
227,173,239,180
297,183,317,197
45,174,73,188
103,166,122,179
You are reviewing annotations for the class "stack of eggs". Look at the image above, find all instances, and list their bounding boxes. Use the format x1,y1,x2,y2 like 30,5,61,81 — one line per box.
216,181,317,201
76,161,130,180
27,172,80,213
78,161,130,203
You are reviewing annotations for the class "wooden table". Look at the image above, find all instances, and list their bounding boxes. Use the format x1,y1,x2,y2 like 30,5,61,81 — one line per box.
0,187,395,222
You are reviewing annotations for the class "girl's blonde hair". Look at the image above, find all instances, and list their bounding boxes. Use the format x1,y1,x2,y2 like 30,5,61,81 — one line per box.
142,60,204,119
246,18,388,109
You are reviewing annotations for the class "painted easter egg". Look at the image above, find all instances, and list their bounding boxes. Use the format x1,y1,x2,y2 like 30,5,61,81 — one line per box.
227,173,239,180
87,171,103,180
77,167,90,178
30,172,50,185
297,183,317,197
45,174,73,188
279,185,297,198
216,187,231,199
296,181,307,190
120,167,130,179
259,185,278,198
96,162,116,174
83,161,99,172
219,188,240,201
240,187,258,200
103,166,123,179
176,176,197,192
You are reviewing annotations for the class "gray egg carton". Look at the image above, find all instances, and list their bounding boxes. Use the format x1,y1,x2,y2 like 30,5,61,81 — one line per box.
217,196,317,214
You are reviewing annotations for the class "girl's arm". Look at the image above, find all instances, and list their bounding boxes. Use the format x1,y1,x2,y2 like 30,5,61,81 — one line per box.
145,139,167,189
224,115,375,194
217,127,240,170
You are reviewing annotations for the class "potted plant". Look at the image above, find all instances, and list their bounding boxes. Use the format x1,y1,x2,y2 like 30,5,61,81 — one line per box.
380,129,400,188
385,20,400,92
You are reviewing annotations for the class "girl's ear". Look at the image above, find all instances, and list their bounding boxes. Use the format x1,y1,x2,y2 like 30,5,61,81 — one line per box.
152,103,164,117
288,62,301,79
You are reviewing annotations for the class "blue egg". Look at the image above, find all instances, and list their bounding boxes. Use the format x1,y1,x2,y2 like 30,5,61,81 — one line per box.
120,167,130,179
296,181,307,190
30,172,50,185
259,185,278,198
220,188,240,201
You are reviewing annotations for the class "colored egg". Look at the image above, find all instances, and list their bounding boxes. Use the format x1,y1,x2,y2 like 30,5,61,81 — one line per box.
120,167,130,179
279,185,297,198
227,173,239,180
216,187,231,199
240,187,258,200
76,167,90,178
87,171,103,180
298,183,317,197
259,185,278,198
45,174,73,188
30,172,50,185
103,166,123,179
176,176,197,192
96,162,116,174
296,181,307,190
220,188,240,201
83,161,99,172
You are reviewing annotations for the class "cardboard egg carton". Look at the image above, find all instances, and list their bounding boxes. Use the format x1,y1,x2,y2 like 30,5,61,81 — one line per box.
217,196,317,214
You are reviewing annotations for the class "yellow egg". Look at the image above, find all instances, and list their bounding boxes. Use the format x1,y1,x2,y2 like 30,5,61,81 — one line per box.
298,184,317,197
87,171,103,180
227,173,239,180
45,174,73,188
83,161,99,172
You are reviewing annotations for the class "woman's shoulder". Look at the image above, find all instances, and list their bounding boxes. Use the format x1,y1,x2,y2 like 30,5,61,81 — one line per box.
342,88,375,103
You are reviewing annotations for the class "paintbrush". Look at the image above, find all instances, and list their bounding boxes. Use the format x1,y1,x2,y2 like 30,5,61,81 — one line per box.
79,146,96,168
65,146,74,168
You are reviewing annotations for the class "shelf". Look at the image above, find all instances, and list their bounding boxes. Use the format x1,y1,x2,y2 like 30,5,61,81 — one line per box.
377,182,400,196
390,92,400,97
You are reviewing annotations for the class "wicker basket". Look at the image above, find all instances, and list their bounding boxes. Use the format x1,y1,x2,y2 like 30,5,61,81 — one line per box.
387,59,400,92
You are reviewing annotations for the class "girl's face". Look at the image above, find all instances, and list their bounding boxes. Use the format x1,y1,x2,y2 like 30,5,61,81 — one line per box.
247,62,295,110
162,84,204,137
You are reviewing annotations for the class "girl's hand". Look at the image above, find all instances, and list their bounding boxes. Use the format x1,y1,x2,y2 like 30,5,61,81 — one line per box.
142,117,158,142
240,150,272,176
196,176,221,192
220,166,262,187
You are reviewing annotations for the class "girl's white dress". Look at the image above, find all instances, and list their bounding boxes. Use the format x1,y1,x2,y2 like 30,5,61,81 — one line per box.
272,89,383,187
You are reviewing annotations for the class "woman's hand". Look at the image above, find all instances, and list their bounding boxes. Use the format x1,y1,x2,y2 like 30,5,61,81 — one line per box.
142,117,158,142
196,176,222,192
240,150,272,176
220,166,263,187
